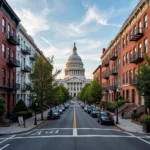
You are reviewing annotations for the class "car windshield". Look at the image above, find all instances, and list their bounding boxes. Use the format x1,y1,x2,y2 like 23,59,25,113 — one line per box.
53,109,58,113
101,112,111,117
93,108,99,112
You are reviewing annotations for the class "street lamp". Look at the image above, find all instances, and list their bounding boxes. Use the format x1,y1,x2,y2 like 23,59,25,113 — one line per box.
34,102,38,125
116,88,119,124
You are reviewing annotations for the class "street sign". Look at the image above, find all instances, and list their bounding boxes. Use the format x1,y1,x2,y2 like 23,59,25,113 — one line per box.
18,116,24,125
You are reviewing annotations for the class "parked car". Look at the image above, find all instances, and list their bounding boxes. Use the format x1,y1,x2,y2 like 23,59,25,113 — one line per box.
87,105,92,114
47,109,60,119
61,105,65,111
64,103,69,108
84,105,88,112
91,107,100,117
58,107,63,114
81,103,85,109
97,112,114,125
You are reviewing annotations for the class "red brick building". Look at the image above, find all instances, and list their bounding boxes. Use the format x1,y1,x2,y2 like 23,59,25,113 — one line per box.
93,65,102,84
0,0,20,112
101,0,150,105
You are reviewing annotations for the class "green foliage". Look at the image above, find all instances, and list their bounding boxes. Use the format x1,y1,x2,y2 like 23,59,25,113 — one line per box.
14,100,28,112
135,55,150,113
107,100,129,111
52,84,70,105
77,79,103,104
0,97,6,116
28,56,61,120
17,111,33,119
140,115,150,125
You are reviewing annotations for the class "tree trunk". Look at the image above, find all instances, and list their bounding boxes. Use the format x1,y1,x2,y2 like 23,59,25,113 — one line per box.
41,92,44,121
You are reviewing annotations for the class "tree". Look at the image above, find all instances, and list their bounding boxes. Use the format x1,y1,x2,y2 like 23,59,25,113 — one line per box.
14,100,28,112
91,79,103,104
0,97,6,117
29,56,61,120
135,55,150,115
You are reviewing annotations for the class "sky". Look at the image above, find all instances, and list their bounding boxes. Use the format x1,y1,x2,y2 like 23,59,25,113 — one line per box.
7,0,140,79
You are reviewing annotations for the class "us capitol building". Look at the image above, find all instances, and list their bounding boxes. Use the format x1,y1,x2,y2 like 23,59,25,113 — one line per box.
57,43,92,98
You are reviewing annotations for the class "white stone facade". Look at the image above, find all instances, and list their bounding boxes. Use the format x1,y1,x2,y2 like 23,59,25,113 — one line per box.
57,43,92,97
16,24,37,106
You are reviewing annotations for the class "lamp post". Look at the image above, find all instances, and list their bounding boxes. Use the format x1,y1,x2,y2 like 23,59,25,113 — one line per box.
116,89,119,124
34,102,37,125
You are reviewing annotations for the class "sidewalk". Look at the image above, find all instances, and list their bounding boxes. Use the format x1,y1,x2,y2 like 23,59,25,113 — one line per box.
0,110,49,135
114,116,144,134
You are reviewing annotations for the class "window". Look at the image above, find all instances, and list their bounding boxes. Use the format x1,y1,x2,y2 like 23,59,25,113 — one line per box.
144,14,148,29
13,94,15,107
123,39,125,48
12,29,14,36
123,73,125,84
129,50,132,61
134,26,136,34
2,43,6,59
130,31,132,39
8,24,11,38
2,18,6,33
133,47,136,54
129,70,132,83
138,21,142,33
126,53,128,64
144,38,148,54
12,50,15,59
12,72,14,84
126,71,128,84
8,47,10,59
123,56,125,65
126,35,128,45
133,68,136,79
138,43,142,56
8,71,10,87
2,69,5,86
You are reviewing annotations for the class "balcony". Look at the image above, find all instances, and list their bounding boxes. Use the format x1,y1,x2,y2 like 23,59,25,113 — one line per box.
30,54,38,61
21,84,26,91
102,73,109,80
7,35,20,45
110,52,118,61
21,47,31,55
21,65,31,73
7,58,20,68
2,82,20,90
130,28,143,41
109,83,118,91
130,78,136,86
109,69,118,76
130,52,144,64
102,60,109,67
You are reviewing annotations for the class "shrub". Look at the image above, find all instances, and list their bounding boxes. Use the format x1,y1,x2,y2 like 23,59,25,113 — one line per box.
0,97,6,117
14,100,28,112
140,115,150,125
17,111,33,119
107,100,129,112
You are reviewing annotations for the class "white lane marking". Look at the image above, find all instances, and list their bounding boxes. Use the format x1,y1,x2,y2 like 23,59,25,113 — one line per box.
125,131,150,145
49,131,53,134
45,131,49,134
32,131,42,136
55,130,59,134
73,129,77,136
0,144,10,150
0,135,15,145
34,128,121,131
10,135,135,139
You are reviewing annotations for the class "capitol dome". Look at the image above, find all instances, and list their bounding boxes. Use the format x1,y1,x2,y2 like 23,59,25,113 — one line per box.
65,43,85,79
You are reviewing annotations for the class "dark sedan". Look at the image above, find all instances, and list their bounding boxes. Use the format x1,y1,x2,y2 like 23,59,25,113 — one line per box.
47,109,60,119
87,106,92,114
91,108,100,117
97,112,114,125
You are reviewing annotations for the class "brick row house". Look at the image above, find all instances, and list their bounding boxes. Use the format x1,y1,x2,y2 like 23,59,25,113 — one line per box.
97,0,150,106
0,0,47,113
93,65,102,84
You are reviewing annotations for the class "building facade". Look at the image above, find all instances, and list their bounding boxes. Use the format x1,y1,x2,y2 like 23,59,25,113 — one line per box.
0,0,20,112
57,43,92,98
100,0,150,105
16,24,37,106
93,65,102,84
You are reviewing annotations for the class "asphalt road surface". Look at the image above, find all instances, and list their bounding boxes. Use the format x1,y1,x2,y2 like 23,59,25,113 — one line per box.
0,101,150,150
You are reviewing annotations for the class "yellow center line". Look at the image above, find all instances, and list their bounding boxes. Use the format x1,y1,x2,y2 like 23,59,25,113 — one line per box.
73,105,77,128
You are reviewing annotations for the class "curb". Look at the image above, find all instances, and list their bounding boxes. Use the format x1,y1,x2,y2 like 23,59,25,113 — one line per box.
0,119,48,136
115,124,150,135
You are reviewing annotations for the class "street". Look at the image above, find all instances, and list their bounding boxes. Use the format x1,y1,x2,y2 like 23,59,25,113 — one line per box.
0,102,150,150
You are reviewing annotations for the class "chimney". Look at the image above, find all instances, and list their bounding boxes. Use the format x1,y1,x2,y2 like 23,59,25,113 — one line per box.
103,48,106,54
